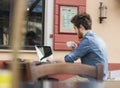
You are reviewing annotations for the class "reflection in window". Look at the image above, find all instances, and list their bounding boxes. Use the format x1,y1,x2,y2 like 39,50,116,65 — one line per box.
0,0,10,46
25,0,44,46
0,0,44,49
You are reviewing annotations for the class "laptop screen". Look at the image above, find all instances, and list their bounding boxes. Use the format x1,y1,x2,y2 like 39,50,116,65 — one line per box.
35,45,53,61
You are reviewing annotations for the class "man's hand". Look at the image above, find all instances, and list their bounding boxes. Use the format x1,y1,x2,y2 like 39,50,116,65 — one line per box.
66,41,77,49
46,58,65,63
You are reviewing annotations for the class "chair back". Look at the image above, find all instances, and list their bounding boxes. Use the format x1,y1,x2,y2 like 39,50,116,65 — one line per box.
27,62,104,82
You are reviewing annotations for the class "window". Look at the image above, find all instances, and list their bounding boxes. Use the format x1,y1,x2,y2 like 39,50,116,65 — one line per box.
0,0,45,50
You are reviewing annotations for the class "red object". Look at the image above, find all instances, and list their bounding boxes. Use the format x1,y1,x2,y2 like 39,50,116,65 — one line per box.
108,63,120,71
53,0,86,50
0,60,5,69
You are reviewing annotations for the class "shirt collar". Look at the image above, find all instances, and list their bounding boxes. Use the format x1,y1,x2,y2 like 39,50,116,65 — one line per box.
83,30,92,37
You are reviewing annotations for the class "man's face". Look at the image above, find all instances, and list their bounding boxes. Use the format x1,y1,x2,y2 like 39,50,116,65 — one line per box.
73,25,83,39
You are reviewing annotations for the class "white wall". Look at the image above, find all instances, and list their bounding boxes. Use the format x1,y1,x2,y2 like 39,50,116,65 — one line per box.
87,0,120,63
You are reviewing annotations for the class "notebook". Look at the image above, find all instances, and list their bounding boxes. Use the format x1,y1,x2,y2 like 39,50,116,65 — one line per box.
35,45,53,62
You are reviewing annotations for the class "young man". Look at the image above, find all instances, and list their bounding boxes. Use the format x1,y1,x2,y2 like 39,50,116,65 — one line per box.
47,12,108,80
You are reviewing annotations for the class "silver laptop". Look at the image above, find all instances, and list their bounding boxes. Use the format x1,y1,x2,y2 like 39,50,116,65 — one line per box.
35,45,53,62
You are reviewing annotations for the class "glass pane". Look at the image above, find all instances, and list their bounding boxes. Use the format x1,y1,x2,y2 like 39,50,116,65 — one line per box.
0,0,10,46
0,0,44,49
24,0,44,46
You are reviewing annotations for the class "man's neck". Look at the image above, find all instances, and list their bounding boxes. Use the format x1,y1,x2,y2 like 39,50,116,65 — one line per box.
83,30,91,36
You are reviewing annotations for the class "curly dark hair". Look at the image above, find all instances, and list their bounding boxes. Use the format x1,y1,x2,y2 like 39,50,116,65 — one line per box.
71,12,92,30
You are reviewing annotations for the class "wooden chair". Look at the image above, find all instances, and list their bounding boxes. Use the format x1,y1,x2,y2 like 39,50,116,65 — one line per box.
27,62,104,83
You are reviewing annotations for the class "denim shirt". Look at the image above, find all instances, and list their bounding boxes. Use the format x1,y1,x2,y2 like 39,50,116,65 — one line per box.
64,31,108,80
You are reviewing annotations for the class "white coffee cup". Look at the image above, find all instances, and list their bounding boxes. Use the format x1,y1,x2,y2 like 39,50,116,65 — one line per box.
66,41,75,48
